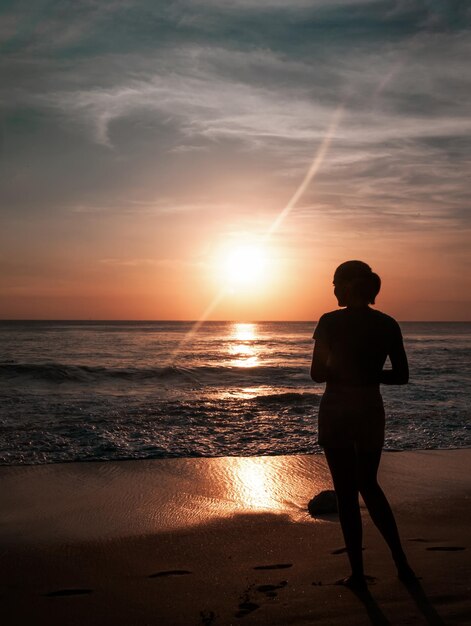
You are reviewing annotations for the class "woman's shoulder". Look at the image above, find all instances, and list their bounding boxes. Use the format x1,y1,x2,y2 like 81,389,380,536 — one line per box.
369,308,400,325
316,308,401,330
313,310,341,339
319,308,345,320
316,309,345,326
368,309,403,335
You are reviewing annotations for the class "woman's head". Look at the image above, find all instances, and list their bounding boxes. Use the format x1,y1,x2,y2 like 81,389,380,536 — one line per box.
333,260,381,306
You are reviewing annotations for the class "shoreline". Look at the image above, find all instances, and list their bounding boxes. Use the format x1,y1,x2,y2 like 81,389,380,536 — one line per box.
2,444,470,471
1,450,470,624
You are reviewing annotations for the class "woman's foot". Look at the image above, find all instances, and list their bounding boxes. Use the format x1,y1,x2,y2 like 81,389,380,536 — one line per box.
394,553,418,582
335,574,369,592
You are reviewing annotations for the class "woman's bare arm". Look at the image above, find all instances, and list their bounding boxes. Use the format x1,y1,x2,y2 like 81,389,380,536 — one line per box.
381,333,409,385
310,338,329,383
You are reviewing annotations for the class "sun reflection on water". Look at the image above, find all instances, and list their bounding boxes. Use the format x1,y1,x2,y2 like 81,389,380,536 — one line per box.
228,322,259,367
144,455,332,532
229,457,280,510
232,322,256,342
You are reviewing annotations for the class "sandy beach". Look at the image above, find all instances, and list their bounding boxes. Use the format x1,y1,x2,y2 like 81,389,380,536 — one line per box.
1,450,470,625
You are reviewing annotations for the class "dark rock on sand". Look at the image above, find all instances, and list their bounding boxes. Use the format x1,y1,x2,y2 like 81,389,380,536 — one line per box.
308,490,338,516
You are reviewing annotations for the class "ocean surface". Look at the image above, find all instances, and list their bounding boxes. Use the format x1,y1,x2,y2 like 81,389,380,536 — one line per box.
0,320,469,465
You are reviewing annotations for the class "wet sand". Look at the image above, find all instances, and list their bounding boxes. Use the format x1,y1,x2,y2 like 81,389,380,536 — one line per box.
0,450,470,625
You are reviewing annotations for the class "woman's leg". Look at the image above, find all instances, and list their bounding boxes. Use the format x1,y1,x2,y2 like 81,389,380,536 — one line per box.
357,447,413,577
324,446,364,583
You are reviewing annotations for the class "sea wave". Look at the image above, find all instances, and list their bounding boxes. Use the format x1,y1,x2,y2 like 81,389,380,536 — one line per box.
252,391,319,406
0,361,309,386
0,362,198,384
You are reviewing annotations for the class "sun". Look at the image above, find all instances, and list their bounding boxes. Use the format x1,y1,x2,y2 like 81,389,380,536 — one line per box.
221,242,267,289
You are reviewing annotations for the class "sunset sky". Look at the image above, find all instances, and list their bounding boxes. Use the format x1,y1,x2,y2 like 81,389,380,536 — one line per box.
1,1,470,321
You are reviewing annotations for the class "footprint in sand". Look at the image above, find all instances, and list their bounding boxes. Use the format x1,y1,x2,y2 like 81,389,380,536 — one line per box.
44,588,93,597
235,579,289,617
148,570,192,578
426,546,466,552
235,601,260,618
331,547,365,555
253,563,292,570
256,581,288,598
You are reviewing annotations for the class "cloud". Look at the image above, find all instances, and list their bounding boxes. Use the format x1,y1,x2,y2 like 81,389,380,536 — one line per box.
29,35,470,160
1,1,470,231
26,46,326,147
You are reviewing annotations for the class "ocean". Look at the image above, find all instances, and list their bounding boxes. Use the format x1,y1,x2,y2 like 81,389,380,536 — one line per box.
0,320,469,465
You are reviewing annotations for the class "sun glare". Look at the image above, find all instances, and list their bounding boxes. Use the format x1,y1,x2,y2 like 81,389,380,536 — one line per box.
222,243,267,289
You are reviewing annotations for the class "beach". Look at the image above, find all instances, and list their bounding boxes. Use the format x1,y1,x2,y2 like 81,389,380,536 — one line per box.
1,449,469,625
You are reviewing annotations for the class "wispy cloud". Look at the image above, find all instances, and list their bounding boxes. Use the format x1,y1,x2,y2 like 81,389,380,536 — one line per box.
29,35,470,167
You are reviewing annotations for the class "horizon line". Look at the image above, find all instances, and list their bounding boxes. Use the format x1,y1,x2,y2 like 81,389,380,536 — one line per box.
0,319,469,324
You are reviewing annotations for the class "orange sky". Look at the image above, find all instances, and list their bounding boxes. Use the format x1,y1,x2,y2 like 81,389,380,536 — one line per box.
2,200,469,320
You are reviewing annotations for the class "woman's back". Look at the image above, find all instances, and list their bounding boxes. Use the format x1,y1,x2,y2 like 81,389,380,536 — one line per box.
314,307,402,387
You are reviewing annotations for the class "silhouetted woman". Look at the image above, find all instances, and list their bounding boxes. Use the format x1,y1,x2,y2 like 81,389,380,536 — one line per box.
311,260,415,591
